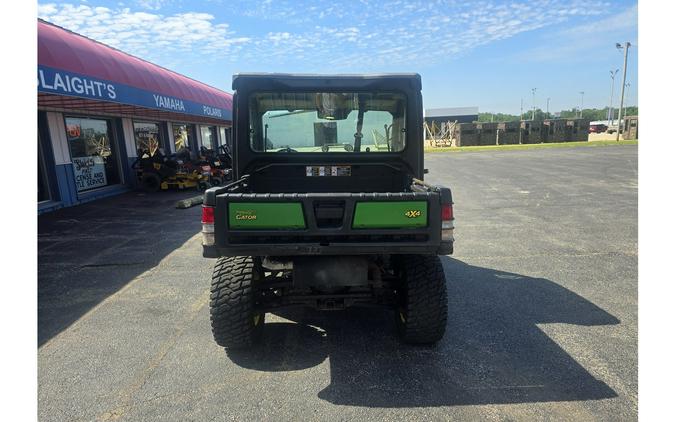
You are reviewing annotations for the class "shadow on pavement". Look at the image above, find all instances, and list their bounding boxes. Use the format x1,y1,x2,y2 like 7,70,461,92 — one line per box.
38,190,201,346
227,257,619,407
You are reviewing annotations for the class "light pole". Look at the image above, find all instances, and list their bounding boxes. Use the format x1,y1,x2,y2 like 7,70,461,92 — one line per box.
608,69,619,124
579,91,585,118
624,82,631,111
520,98,523,120
546,97,550,118
531,88,537,120
616,41,632,141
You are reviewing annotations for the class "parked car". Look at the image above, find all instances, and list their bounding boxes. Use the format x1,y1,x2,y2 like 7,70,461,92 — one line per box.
589,124,608,133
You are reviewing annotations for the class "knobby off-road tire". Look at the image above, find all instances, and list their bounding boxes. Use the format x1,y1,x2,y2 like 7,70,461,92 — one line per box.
210,256,265,349
395,255,448,344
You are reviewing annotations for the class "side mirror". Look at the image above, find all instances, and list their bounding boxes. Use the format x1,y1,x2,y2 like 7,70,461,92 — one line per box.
424,169,429,174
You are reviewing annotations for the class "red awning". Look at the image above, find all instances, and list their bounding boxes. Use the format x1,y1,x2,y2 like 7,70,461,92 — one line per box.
38,19,232,119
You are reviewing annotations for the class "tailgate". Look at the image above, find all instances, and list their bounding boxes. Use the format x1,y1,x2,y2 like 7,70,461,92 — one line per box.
212,191,444,256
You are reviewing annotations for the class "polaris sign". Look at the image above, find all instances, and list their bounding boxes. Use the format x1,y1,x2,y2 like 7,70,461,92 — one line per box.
38,65,231,121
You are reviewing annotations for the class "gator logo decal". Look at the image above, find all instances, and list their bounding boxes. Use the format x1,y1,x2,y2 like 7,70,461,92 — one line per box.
404,210,422,218
235,210,257,220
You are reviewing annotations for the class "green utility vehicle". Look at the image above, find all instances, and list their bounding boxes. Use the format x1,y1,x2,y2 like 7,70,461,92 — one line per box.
201,73,454,349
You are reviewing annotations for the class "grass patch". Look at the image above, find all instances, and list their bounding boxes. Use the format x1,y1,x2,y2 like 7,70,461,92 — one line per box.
425,140,638,153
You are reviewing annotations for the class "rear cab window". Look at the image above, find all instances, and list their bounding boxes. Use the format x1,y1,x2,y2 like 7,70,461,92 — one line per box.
249,92,407,153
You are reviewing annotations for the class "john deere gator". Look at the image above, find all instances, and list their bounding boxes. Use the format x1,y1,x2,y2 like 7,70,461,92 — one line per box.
201,73,455,349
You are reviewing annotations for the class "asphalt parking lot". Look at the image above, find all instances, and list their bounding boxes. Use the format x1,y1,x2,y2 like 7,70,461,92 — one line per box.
38,145,637,421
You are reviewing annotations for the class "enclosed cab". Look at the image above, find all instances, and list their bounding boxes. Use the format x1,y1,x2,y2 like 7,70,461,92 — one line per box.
202,73,454,348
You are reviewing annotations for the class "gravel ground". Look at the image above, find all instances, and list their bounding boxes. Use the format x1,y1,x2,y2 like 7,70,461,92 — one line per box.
38,145,637,421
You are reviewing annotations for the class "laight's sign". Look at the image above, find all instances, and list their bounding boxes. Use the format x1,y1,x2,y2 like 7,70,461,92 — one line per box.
38,65,232,121
38,69,117,100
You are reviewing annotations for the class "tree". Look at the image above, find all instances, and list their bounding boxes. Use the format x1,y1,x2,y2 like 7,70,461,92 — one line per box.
622,106,638,116
559,106,638,121
478,112,520,122
478,106,637,123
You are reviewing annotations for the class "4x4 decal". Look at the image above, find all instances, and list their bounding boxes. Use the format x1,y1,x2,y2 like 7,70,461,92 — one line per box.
405,210,422,218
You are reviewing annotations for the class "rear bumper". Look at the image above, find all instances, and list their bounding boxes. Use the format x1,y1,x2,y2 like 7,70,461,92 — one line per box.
203,241,452,257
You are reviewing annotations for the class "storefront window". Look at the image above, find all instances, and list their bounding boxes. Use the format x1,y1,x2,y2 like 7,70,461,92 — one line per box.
219,126,230,148
173,124,193,153
65,117,120,193
200,125,217,150
133,121,161,156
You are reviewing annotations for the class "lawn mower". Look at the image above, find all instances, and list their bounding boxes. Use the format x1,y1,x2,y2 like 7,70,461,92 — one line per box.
198,145,233,186
132,148,211,193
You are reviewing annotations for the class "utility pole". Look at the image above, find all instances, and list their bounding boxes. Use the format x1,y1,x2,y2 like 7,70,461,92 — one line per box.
531,88,537,120
520,98,523,120
546,97,550,118
616,41,631,141
624,82,631,111
608,69,619,124
579,91,585,118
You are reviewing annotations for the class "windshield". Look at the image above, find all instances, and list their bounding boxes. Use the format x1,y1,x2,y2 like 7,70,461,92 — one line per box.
249,92,406,153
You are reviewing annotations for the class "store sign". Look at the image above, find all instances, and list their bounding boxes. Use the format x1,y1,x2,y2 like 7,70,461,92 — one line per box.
38,69,116,101
38,65,232,121
72,156,107,192
203,105,222,118
153,94,185,112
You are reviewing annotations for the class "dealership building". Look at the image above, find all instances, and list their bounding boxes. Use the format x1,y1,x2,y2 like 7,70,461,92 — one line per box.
37,19,233,213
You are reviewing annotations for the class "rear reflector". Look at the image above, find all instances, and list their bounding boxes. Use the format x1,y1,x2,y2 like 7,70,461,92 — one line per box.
202,230,215,246
202,205,214,224
441,203,454,221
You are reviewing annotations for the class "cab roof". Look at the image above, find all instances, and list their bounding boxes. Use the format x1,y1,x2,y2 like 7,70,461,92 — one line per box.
232,73,422,91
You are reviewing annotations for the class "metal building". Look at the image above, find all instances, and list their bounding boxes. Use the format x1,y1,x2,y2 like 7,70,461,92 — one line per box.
424,107,479,126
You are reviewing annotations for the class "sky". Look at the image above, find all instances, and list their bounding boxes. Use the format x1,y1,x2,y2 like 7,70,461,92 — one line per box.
37,0,638,115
